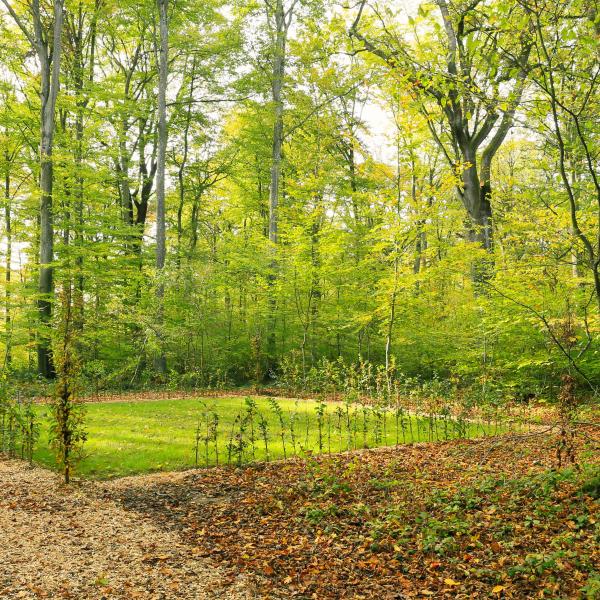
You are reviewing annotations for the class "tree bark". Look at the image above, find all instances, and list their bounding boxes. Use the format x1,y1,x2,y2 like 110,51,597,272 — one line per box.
266,0,294,366
65,0,99,332
34,0,64,378
459,149,493,250
176,59,196,267
154,0,169,374
4,150,12,369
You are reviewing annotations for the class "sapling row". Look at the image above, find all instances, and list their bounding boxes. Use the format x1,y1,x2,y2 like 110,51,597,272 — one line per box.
192,395,502,469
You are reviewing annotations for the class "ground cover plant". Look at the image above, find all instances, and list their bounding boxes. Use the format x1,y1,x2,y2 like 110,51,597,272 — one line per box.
30,395,504,478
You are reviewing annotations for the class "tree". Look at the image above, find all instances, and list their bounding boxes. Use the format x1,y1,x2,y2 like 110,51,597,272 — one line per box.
154,0,169,374
350,0,532,252
1,0,65,377
265,0,297,366
525,0,600,309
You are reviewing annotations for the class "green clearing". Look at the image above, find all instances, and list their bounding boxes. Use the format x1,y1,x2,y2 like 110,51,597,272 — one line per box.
30,396,500,479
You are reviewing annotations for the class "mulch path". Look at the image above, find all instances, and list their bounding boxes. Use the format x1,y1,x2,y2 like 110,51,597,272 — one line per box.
0,460,253,599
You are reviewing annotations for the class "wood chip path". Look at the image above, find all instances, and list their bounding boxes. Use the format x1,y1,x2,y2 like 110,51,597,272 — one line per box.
0,460,255,599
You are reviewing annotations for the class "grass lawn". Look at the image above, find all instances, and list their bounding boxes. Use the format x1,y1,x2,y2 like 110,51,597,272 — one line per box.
32,396,497,479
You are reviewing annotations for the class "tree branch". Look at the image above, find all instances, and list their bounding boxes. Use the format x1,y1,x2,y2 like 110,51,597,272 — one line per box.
0,0,36,48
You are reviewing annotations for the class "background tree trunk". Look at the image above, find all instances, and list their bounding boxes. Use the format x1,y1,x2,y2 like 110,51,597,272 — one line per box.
266,0,292,368
154,0,169,375
4,149,12,369
36,0,64,378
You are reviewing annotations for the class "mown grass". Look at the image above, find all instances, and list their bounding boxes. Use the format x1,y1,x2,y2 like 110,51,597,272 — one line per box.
32,396,497,479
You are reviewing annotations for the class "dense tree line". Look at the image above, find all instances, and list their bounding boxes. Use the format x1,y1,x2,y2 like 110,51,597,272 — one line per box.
0,0,599,398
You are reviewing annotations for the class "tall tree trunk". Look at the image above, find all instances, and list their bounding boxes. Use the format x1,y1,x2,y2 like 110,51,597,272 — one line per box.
385,254,399,372
176,58,196,267
266,0,292,367
72,1,98,332
154,0,169,375
269,2,284,250
35,0,64,378
189,194,201,254
117,125,133,226
460,146,494,250
569,153,580,279
310,135,322,364
459,147,493,251
460,148,495,284
73,94,85,332
4,151,11,369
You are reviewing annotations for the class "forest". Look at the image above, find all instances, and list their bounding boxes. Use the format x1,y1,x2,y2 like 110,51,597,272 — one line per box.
0,0,599,598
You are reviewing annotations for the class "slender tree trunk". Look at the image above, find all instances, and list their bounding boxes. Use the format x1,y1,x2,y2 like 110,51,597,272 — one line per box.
189,194,200,254
71,1,98,332
310,130,322,364
176,59,196,267
4,152,11,369
154,0,169,374
269,55,283,248
117,126,133,226
73,105,85,330
35,0,64,378
310,215,321,364
409,161,426,277
385,254,399,371
266,0,290,367
569,157,580,279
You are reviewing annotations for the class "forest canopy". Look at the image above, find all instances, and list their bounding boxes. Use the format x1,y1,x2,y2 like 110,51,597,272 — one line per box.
0,0,599,401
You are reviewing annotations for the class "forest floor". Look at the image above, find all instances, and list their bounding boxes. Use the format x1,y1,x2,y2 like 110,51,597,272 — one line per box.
1,428,599,599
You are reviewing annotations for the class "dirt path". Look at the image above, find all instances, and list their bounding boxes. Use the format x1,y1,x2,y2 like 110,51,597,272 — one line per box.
0,460,253,600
